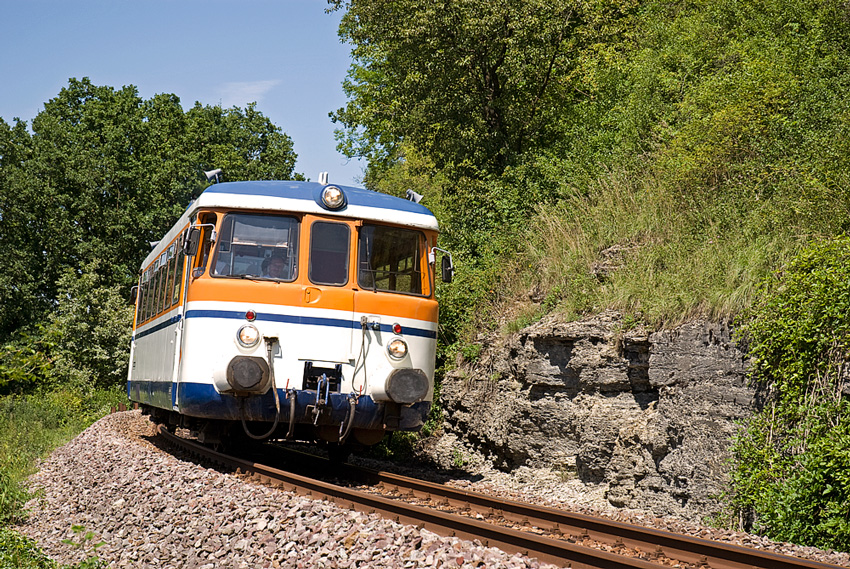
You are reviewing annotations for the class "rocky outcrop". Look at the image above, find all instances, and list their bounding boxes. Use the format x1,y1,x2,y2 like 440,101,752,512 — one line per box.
431,311,751,520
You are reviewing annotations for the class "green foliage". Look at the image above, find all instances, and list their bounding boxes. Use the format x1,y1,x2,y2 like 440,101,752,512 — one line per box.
732,237,850,550
0,467,31,527
0,389,122,568
0,527,57,569
60,526,105,569
0,525,108,569
0,331,53,395
366,431,419,462
0,77,302,394
330,0,638,177
41,261,134,391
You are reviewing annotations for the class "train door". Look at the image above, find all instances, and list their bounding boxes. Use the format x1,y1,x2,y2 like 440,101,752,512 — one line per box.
176,212,217,409
297,218,355,375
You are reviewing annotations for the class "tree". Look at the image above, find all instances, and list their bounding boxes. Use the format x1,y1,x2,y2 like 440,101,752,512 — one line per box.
0,78,302,388
329,0,636,178
0,118,37,337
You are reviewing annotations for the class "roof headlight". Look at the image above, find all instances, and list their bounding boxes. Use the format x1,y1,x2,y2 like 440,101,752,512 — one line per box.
321,185,345,209
237,324,260,348
387,338,408,360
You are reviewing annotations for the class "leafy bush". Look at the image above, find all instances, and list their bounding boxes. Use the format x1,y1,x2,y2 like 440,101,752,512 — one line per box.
0,390,121,568
41,261,133,391
0,526,107,569
0,467,31,527
0,527,56,569
0,331,53,396
732,236,850,550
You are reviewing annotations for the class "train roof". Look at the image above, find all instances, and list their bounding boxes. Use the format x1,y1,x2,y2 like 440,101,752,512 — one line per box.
193,180,439,231
141,181,439,270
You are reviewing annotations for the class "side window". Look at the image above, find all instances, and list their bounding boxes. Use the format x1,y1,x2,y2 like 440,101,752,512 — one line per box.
143,270,153,321
171,247,184,307
152,263,163,316
358,225,426,295
309,222,350,286
160,248,173,311
157,252,168,314
135,275,145,325
147,271,156,319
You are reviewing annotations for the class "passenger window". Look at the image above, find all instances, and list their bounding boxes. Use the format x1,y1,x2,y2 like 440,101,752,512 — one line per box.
358,225,426,295
158,252,170,312
309,222,350,286
165,247,177,308
153,263,164,315
135,275,145,324
212,213,299,281
167,249,176,308
143,270,153,321
171,247,184,307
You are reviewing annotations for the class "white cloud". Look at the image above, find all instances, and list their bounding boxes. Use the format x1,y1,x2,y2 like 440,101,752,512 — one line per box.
217,80,282,108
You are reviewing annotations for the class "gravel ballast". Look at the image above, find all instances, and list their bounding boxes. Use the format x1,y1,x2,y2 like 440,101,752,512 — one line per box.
18,412,560,568
18,411,850,568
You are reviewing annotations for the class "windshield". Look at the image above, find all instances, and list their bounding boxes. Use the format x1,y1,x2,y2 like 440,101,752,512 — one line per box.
212,213,299,281
358,225,428,295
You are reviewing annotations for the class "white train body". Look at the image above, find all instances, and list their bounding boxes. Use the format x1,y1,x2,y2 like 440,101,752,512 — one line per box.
127,181,444,445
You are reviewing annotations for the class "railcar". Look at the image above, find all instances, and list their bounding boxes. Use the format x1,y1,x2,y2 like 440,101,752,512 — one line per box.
127,177,452,452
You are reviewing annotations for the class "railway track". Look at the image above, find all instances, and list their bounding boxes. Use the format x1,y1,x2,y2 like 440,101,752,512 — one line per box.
156,426,846,569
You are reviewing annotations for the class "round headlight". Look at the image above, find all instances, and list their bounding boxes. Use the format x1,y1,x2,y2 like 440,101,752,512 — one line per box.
387,338,408,359
237,324,260,348
321,185,345,209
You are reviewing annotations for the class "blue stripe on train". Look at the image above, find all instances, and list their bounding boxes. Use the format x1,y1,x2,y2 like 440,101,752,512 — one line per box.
131,311,437,341
183,309,438,339
127,379,430,431
133,314,181,341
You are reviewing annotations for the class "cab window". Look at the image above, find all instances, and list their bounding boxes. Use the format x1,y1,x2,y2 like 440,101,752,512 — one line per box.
358,225,427,295
309,222,350,286
212,213,299,281
192,213,218,278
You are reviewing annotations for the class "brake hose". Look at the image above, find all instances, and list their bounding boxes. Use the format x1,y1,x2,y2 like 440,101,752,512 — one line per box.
240,337,281,440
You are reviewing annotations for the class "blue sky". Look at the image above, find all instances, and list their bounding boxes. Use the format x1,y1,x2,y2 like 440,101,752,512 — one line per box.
0,0,366,186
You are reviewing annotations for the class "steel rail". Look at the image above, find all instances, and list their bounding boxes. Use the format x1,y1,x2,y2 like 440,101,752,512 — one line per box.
339,461,846,569
261,445,847,569
156,426,670,569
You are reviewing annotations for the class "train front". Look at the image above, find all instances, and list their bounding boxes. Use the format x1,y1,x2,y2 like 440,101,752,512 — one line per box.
174,181,447,447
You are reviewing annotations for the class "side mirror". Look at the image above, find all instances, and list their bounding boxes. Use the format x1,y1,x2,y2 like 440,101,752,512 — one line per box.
130,285,139,304
184,227,200,256
441,255,454,283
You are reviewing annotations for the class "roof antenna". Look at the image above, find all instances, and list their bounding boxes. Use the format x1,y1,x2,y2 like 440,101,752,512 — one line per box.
318,172,329,185
204,168,223,184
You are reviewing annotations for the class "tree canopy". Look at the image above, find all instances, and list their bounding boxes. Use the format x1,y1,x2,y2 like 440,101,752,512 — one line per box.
0,78,301,392
0,78,301,342
330,0,637,178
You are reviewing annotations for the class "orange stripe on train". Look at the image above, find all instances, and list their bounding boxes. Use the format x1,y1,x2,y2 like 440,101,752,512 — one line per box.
186,278,439,322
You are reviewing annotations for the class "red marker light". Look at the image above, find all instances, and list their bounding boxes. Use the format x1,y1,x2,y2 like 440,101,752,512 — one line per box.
393,323,402,335
245,310,256,321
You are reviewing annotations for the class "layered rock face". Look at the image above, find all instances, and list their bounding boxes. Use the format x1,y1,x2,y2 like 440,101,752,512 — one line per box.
434,311,751,519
